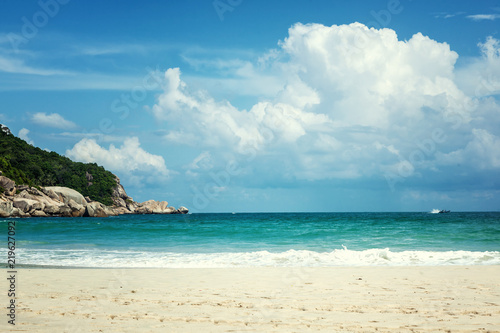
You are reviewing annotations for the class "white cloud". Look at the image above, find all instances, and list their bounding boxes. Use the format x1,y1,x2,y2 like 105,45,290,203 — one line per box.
66,137,169,180
18,128,34,145
152,23,492,186
467,14,500,21
0,55,70,76
455,36,500,97
153,67,330,153
437,129,500,169
31,112,77,129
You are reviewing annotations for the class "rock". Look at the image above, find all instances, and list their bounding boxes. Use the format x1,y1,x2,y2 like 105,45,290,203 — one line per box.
112,206,131,215
153,201,169,214
0,172,189,217
42,188,60,201
0,176,16,196
104,206,118,216
13,198,38,213
84,201,109,217
111,176,137,212
27,187,44,196
44,204,61,215
68,199,85,217
18,190,34,200
58,205,73,217
126,201,136,213
112,196,127,208
112,176,129,198
17,185,29,192
134,200,187,214
135,200,169,214
31,210,47,217
177,206,189,214
0,201,14,217
32,201,45,212
44,186,87,206
1,124,12,135
12,207,28,218
136,200,155,214
164,206,177,214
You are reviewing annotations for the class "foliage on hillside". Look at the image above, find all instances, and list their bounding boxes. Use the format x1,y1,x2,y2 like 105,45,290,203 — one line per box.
0,128,116,205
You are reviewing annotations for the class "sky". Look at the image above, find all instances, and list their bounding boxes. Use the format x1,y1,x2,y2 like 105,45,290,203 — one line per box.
0,0,499,212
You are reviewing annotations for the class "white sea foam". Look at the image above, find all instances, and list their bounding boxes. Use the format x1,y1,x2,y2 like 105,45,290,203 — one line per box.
17,247,500,268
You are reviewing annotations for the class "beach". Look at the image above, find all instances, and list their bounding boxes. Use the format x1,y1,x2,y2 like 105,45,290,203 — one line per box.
5,266,500,332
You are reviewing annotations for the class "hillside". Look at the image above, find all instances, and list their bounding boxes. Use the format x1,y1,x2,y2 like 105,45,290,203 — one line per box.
0,124,116,206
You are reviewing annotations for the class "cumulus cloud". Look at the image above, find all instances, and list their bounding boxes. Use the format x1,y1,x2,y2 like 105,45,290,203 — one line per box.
66,137,169,185
437,129,500,170
18,128,34,145
31,112,77,129
151,23,500,193
153,67,330,153
456,36,500,97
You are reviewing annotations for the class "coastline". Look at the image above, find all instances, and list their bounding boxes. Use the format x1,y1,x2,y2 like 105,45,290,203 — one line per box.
6,266,500,332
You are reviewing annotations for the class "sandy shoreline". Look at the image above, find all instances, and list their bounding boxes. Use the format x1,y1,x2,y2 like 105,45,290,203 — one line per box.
3,266,500,332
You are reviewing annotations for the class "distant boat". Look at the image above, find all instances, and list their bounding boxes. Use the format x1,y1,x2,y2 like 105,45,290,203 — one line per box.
430,209,450,214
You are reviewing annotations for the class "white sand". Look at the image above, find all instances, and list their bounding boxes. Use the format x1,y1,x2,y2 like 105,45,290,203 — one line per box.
3,266,500,332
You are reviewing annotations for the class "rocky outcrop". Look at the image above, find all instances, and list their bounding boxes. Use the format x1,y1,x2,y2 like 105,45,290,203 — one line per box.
44,186,87,206
177,206,189,214
0,176,16,196
0,124,12,136
0,201,14,217
0,175,188,218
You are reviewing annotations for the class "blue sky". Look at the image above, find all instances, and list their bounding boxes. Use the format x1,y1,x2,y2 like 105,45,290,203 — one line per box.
1,0,499,212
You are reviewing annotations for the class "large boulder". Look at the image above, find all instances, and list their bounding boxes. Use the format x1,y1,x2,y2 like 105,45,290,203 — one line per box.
111,206,130,215
0,176,16,196
0,201,14,217
68,199,85,217
44,204,62,215
112,196,127,208
31,200,45,212
164,206,177,214
31,210,47,217
42,187,60,201
135,200,171,214
44,186,87,206
13,198,38,213
58,205,73,217
153,201,169,214
84,201,109,217
135,200,155,214
177,206,189,214
26,187,45,197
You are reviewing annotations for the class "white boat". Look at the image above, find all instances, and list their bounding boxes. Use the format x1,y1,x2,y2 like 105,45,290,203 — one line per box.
430,209,450,214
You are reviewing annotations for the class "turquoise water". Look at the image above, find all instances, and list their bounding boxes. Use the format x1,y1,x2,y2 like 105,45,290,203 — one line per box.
3,212,500,267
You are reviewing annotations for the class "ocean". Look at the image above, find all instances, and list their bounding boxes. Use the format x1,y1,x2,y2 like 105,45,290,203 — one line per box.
4,212,500,268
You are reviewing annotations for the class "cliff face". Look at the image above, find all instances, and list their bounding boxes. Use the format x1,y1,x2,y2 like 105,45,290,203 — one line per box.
0,174,188,218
